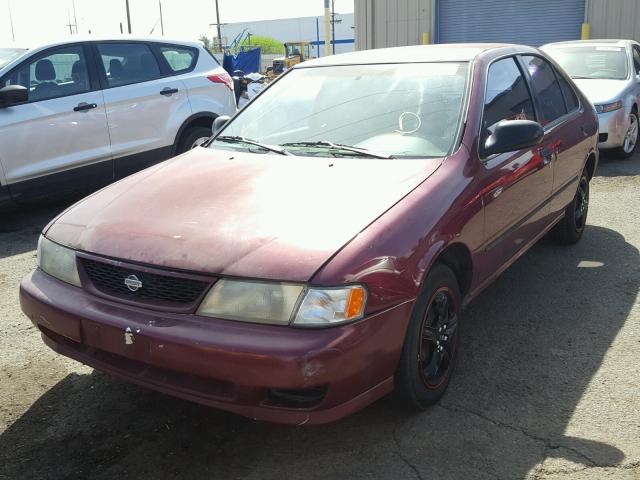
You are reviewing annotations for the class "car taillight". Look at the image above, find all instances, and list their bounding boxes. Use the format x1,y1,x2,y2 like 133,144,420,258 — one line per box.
207,73,234,91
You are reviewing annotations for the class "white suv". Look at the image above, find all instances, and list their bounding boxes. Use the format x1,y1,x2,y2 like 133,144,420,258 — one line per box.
0,38,236,205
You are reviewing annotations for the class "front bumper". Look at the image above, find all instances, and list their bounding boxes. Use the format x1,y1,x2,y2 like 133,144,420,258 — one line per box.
597,107,629,149
20,268,414,425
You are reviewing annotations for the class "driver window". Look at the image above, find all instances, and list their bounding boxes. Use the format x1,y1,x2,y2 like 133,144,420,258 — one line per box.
1,46,90,103
483,57,535,144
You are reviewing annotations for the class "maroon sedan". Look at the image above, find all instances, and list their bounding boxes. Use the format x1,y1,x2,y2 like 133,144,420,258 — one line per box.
20,44,598,425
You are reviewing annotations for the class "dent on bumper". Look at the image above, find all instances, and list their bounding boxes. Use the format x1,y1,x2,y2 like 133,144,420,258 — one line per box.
597,108,629,149
20,269,414,425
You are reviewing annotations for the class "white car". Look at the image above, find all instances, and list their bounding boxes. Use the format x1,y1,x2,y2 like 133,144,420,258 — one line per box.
542,39,640,158
0,37,236,206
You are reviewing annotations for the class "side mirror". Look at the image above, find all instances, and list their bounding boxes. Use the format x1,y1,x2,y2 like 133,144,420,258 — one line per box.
483,120,544,157
213,115,231,135
0,85,28,108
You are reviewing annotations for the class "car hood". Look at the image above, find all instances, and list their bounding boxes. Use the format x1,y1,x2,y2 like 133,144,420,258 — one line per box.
46,148,442,282
572,78,627,104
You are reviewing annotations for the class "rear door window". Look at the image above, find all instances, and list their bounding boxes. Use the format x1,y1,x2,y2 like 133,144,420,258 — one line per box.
633,46,640,75
97,43,161,88
482,57,536,145
554,69,580,113
160,45,197,73
521,55,568,125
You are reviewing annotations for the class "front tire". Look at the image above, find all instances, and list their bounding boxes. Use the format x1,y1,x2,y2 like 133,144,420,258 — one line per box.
613,109,638,159
549,170,590,245
395,263,461,410
177,126,213,154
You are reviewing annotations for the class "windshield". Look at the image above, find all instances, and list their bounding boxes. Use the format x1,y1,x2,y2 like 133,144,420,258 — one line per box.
210,62,469,158
286,44,303,57
0,48,27,69
546,46,628,80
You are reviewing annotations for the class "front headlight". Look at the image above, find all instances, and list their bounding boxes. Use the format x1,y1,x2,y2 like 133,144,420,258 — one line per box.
197,279,305,325
197,280,367,327
594,100,622,114
37,235,81,287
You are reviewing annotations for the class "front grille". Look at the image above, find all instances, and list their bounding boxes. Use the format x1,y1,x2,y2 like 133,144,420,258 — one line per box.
82,258,209,306
598,133,608,143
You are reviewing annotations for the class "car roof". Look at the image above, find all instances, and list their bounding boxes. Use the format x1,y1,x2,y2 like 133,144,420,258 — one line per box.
543,39,631,48
297,43,535,67
12,36,204,52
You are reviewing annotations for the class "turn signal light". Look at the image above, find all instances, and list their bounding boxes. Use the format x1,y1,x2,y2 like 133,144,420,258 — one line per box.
346,286,366,319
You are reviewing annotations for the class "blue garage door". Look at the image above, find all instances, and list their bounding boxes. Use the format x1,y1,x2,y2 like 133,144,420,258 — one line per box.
438,0,585,47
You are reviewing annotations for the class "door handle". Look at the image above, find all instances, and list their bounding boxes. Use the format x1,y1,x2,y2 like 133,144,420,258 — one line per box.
160,88,179,96
74,102,97,112
539,146,554,166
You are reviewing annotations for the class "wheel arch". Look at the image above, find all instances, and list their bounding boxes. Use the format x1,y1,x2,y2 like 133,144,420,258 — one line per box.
425,241,474,301
585,151,597,180
172,112,218,155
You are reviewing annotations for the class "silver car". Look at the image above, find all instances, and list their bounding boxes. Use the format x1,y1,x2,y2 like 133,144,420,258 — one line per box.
0,37,236,206
542,39,640,158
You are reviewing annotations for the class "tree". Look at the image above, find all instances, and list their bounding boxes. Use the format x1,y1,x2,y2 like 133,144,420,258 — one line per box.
238,35,283,54
198,34,212,52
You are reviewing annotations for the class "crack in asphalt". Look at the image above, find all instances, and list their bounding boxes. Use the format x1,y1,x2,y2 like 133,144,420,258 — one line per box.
436,402,615,471
391,425,425,480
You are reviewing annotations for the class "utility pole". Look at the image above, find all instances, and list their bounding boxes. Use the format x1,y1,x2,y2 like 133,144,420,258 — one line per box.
8,0,16,42
66,9,74,34
214,0,222,52
159,0,164,35
125,0,132,34
72,0,78,34
323,0,331,56
331,0,336,54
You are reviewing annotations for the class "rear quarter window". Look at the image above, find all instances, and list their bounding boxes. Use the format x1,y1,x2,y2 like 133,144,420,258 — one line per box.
160,45,197,73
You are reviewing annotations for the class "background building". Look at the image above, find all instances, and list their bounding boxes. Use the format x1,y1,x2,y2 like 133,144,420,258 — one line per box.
355,0,640,49
220,13,356,57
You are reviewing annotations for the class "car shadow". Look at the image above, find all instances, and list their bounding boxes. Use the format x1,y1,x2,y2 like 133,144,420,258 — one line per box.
0,197,79,260
1,223,637,480
595,151,640,177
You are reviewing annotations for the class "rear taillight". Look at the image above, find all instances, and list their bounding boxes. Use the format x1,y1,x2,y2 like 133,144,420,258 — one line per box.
207,73,234,91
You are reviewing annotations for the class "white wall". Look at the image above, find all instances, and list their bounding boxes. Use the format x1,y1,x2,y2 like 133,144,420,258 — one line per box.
220,14,356,57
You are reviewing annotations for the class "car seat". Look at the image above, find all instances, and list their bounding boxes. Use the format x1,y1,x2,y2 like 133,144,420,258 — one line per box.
32,59,60,100
71,60,88,91
108,59,125,84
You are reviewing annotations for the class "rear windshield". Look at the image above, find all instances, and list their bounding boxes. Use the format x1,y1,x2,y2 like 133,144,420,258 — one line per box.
211,62,470,158
546,46,628,80
0,48,27,69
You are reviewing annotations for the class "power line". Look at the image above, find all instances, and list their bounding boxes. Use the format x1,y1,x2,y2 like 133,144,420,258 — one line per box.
8,0,16,42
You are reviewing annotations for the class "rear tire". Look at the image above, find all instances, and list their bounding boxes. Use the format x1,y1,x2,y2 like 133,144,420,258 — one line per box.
549,170,590,245
395,263,461,410
612,109,638,159
177,126,212,154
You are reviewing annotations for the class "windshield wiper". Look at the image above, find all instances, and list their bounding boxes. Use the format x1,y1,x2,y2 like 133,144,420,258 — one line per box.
280,141,394,159
214,135,291,155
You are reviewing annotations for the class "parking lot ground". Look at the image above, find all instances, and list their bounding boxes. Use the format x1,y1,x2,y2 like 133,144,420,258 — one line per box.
1,154,639,480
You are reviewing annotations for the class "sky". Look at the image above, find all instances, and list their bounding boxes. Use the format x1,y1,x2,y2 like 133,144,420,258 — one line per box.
2,0,354,45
